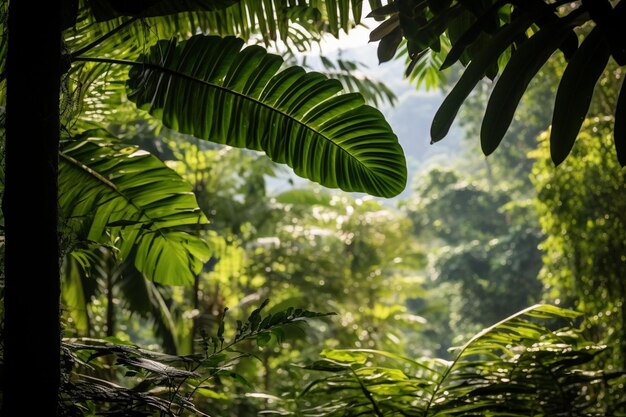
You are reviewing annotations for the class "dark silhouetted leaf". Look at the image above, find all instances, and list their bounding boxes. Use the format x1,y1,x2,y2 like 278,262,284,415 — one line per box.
481,20,576,156
377,27,403,63
550,27,611,165
431,14,535,143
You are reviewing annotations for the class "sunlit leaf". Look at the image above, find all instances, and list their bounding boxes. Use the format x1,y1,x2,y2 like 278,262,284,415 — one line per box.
126,35,407,197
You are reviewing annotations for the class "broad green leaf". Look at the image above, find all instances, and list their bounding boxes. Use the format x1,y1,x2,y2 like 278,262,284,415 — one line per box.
302,359,350,372
61,254,93,333
59,132,211,285
320,349,368,364
550,27,611,166
481,20,576,156
126,35,406,197
338,348,440,373
118,263,178,352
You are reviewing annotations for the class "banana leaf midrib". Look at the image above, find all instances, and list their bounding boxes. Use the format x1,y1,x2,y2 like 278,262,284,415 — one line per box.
74,56,378,174
60,151,169,236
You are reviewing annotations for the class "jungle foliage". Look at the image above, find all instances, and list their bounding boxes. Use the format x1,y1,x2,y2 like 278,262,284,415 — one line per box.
1,0,626,416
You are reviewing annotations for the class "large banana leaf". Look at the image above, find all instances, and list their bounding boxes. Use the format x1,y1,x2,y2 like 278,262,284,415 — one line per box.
59,131,211,285
125,35,406,198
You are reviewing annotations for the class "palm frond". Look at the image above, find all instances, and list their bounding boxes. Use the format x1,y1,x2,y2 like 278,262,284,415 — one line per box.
87,0,239,22
59,130,211,285
298,304,623,416
66,0,364,62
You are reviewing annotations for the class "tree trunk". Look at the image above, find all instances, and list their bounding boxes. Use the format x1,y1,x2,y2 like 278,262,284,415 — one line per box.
3,0,62,415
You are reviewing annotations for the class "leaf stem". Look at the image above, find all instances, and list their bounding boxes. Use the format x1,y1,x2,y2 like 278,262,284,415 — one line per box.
350,367,384,417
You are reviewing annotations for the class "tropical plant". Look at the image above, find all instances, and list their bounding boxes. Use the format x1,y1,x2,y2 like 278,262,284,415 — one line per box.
272,305,626,416
60,300,333,416
370,0,626,166
3,1,408,414
532,120,626,369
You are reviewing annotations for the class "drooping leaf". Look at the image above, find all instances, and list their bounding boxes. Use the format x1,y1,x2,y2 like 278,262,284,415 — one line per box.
59,131,211,285
369,13,400,42
117,356,197,378
126,35,407,197
440,0,508,70
430,13,535,143
377,26,403,64
550,27,611,166
517,0,579,60
582,0,626,65
480,20,577,156
368,1,396,18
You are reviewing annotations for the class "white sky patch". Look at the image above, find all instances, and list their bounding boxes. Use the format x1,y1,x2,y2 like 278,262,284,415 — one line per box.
301,23,374,57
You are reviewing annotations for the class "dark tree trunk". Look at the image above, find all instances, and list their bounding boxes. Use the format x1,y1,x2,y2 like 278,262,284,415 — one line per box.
3,0,62,415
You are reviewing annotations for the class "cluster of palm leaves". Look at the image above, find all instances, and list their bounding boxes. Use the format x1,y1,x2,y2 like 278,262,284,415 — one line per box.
369,0,626,166
271,305,626,416
60,300,333,416
59,303,626,416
